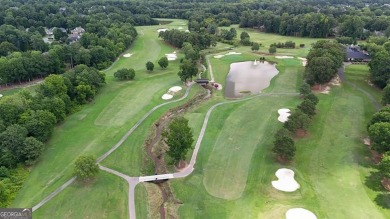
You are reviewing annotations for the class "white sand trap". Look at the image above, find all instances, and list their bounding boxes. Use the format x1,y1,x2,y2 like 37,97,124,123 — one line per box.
214,55,225,59
275,56,294,59
226,52,242,55
169,86,182,93
157,28,168,33
0,94,3,98
185,30,190,33
320,86,331,94
123,53,132,58
278,108,291,123
165,53,177,61
298,57,307,66
286,208,317,219
272,168,300,192
162,94,173,100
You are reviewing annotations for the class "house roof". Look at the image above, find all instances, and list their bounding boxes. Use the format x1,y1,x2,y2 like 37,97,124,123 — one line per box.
346,46,370,60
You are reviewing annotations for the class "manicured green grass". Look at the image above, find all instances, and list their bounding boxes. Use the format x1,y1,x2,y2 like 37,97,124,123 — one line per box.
344,64,383,103
169,50,390,218
221,25,325,57
12,21,198,215
135,184,148,219
32,171,128,218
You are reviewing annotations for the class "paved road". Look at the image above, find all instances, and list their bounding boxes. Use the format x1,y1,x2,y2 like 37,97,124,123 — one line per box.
32,85,193,213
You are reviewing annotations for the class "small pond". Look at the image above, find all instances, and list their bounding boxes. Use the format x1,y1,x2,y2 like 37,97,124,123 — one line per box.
225,61,279,98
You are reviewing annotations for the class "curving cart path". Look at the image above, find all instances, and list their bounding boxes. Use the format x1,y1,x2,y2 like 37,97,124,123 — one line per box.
100,92,299,219
32,85,193,212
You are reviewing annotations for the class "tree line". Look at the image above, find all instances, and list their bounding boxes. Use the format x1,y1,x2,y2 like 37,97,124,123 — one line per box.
0,66,105,206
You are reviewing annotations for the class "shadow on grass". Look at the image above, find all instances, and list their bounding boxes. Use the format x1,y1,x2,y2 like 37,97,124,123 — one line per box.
375,193,390,209
365,170,390,209
365,170,384,192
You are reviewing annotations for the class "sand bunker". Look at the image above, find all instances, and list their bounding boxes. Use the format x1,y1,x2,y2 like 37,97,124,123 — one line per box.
123,53,132,58
271,168,300,192
214,52,242,59
165,53,177,61
286,208,317,219
298,57,307,66
162,94,173,100
278,108,291,123
0,94,3,98
168,86,182,93
185,30,190,33
157,28,168,33
275,56,294,59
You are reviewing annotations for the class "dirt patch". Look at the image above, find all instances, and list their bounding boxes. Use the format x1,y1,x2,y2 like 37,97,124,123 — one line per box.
312,76,341,94
381,178,390,191
295,129,308,138
142,87,210,218
0,78,44,92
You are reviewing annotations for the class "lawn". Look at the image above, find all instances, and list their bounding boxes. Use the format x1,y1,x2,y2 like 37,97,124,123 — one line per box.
167,45,390,218
12,20,201,217
344,64,383,103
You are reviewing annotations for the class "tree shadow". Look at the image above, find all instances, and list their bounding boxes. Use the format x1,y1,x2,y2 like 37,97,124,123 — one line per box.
375,193,390,209
365,170,384,192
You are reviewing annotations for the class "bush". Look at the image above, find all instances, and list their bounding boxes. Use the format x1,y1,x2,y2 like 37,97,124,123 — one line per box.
114,68,135,80
73,155,99,183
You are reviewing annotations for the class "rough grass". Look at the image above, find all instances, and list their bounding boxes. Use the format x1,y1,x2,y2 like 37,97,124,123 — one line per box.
12,21,195,214
169,48,390,218
32,171,128,219
344,64,383,103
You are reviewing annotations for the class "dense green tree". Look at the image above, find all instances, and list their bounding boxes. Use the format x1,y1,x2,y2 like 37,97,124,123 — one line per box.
114,68,135,80
0,181,10,207
284,110,311,134
178,59,198,82
368,122,390,153
379,153,390,178
297,99,317,117
340,16,364,39
74,84,95,104
73,155,99,183
304,93,319,106
158,57,169,69
19,110,56,142
240,31,250,41
251,42,260,51
53,28,68,41
0,124,28,167
305,56,336,85
299,83,312,97
383,84,390,106
146,61,154,71
369,50,390,88
162,117,194,165
269,46,277,54
273,134,296,161
182,42,199,61
21,137,44,165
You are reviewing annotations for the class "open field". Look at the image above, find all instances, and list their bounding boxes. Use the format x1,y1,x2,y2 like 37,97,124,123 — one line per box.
168,40,389,218
221,25,326,57
10,19,389,219
12,21,199,217
344,64,383,103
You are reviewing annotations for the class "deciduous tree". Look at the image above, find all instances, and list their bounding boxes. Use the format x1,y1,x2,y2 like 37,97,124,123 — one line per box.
73,155,99,183
158,57,169,69
146,61,154,71
162,117,194,165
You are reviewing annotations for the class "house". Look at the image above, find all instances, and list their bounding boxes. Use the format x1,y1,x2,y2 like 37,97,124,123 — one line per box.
346,46,370,62
71,27,85,35
59,7,66,13
68,33,81,43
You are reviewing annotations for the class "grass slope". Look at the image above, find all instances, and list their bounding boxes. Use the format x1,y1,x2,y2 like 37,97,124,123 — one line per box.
169,43,389,218
12,21,195,217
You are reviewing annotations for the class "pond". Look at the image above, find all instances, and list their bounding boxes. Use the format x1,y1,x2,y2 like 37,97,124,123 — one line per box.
225,61,279,98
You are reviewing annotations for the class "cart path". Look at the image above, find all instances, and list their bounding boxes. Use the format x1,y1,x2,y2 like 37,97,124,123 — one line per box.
206,55,215,82
338,63,380,111
99,92,299,219
31,85,192,213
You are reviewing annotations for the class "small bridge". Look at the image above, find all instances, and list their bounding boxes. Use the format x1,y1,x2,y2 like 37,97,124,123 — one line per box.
138,174,174,182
